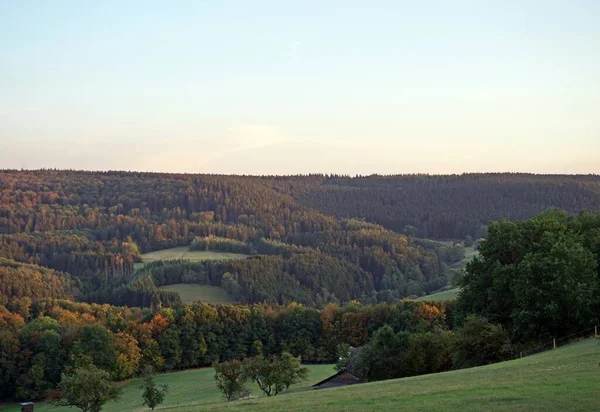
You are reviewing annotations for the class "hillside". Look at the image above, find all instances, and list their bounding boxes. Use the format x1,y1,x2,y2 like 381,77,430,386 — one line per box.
191,338,600,411
283,173,600,238
0,258,79,305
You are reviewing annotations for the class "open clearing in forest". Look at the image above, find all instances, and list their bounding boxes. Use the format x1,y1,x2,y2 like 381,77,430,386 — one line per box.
415,287,460,301
0,365,335,412
134,246,250,270
141,246,250,262
158,283,235,304
4,339,598,412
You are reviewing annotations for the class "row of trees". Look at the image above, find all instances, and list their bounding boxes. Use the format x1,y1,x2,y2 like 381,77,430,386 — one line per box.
214,352,307,401
0,298,453,401
344,315,513,383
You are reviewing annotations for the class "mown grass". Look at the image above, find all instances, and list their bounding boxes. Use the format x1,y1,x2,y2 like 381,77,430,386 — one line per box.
157,283,235,304
0,365,336,412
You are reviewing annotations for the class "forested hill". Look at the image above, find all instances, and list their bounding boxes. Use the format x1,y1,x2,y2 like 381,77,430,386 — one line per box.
275,173,600,239
1,170,599,307
0,170,444,305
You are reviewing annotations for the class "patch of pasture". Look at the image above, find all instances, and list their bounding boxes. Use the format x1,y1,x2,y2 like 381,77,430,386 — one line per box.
415,287,460,302
141,246,250,262
158,283,235,304
134,246,250,270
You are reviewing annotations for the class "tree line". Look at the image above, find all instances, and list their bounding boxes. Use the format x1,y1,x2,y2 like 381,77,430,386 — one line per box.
0,298,454,401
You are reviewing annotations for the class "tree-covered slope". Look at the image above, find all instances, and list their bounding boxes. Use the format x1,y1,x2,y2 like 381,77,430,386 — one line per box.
285,173,600,239
0,259,79,305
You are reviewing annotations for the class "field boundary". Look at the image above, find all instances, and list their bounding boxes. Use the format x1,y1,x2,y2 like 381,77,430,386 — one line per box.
519,325,599,358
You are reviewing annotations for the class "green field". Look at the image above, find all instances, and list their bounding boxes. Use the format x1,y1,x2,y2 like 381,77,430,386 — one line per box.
415,287,460,301
0,365,336,412
134,246,250,270
158,283,235,304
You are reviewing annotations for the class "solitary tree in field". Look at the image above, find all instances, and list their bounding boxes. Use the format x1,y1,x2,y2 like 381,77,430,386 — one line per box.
140,366,168,410
278,352,308,390
244,353,308,396
214,359,249,401
53,364,122,412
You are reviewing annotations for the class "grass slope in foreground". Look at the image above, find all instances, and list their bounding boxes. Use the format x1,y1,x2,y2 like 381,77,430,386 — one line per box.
157,283,235,304
0,365,336,412
190,338,600,412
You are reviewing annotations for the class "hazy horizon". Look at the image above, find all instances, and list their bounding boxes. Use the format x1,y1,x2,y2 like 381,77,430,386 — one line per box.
2,1,599,175
2,168,600,178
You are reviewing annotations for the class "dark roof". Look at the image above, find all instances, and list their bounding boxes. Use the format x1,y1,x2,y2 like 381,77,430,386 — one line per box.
311,368,361,388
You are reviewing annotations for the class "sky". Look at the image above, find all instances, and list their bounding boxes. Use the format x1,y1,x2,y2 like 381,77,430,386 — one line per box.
1,1,599,175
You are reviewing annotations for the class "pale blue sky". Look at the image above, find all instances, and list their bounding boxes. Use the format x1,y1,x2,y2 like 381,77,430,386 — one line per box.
1,1,599,174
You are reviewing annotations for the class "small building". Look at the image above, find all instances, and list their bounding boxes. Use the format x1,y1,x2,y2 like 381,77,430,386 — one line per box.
20,402,34,412
312,368,362,390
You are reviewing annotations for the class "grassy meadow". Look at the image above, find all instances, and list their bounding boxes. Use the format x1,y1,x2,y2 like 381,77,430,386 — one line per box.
157,283,235,304
134,246,250,270
140,246,250,262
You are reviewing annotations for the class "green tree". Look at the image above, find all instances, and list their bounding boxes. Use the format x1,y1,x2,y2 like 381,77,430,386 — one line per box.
53,364,122,412
452,315,512,369
140,367,168,410
71,325,117,374
277,352,308,390
214,359,249,401
16,360,47,400
244,356,284,397
354,325,405,381
457,210,600,342
0,330,19,399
